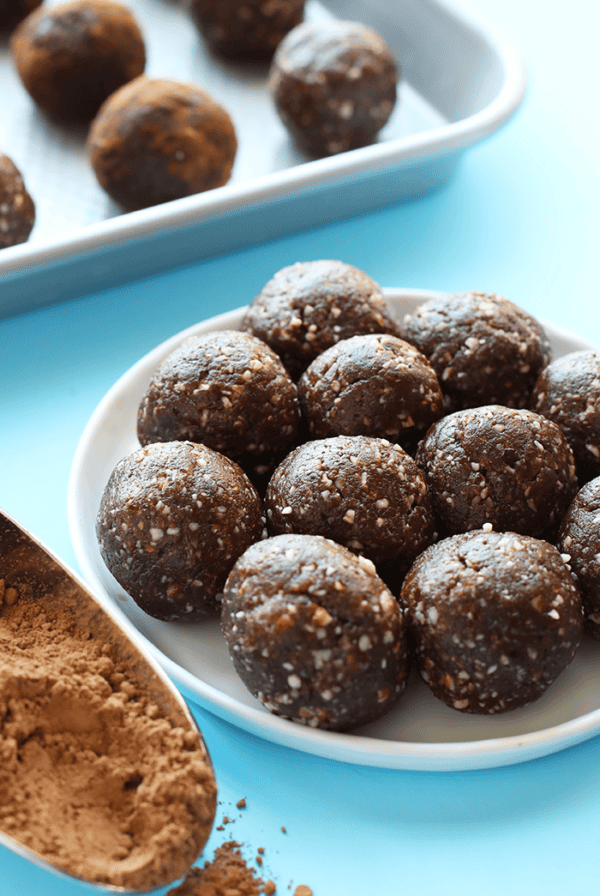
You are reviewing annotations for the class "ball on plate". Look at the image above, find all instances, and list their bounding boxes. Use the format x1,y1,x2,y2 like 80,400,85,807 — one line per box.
0,153,35,248
96,440,265,621
87,76,237,211
298,332,444,451
532,350,600,484
221,533,409,730
11,0,146,123
557,476,600,639
401,529,583,714
400,291,552,413
415,405,578,539
190,0,306,60
269,19,399,157
136,329,300,492
241,259,401,379
265,435,437,571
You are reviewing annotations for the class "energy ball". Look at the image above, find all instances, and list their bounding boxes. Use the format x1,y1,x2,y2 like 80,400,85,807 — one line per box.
137,329,300,491
0,0,41,32
415,405,578,539
269,19,398,157
298,332,444,451
242,259,401,379
96,440,265,621
265,435,436,571
190,0,305,60
11,0,146,124
88,76,237,212
557,477,600,639
221,533,409,730
400,291,552,413
0,153,35,248
532,350,600,484
401,530,583,714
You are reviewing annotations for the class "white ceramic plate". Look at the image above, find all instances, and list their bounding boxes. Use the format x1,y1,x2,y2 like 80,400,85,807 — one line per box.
68,289,600,771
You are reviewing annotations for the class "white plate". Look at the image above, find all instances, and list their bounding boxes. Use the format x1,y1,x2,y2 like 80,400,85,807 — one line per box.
68,288,600,771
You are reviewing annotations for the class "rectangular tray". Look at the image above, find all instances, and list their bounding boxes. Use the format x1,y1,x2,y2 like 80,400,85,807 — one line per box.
0,0,526,319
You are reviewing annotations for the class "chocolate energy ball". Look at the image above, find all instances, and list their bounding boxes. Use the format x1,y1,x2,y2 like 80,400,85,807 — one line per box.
222,533,409,730
137,328,300,490
298,332,444,451
557,477,600,639
96,440,265,621
0,0,41,32
242,259,401,379
0,153,35,249
415,405,578,539
88,76,237,212
265,435,436,572
400,291,552,413
532,350,600,484
269,19,398,157
11,0,146,124
401,530,583,714
191,0,305,60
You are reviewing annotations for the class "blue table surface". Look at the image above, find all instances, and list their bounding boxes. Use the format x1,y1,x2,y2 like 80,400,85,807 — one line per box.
3,0,600,892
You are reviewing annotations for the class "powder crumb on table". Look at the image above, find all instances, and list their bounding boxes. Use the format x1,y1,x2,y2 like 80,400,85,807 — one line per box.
236,798,247,809
166,841,275,896
293,888,313,896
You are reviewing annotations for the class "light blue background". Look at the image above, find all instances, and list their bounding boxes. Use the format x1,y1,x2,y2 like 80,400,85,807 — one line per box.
3,0,600,892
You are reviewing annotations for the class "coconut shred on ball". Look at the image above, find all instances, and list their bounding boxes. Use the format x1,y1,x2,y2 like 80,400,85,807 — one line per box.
400,291,552,412
269,19,398,157
87,76,237,211
96,441,265,621
242,260,401,379
221,533,409,730
416,405,578,539
401,530,583,714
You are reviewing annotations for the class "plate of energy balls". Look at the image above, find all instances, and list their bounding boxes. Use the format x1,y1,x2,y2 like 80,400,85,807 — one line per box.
69,260,600,771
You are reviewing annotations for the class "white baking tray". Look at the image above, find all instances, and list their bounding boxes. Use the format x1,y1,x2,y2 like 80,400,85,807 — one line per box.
0,0,526,318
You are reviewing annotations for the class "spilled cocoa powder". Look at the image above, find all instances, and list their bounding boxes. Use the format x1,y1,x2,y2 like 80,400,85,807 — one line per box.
0,575,217,890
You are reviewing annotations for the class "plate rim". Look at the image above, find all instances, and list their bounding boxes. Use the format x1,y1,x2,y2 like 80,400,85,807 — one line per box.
67,287,600,772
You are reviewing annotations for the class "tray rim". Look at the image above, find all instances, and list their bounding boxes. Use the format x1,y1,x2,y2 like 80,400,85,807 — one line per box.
0,0,527,281
67,287,600,773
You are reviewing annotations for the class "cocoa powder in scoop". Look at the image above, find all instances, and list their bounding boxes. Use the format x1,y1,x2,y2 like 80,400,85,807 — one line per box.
0,576,217,890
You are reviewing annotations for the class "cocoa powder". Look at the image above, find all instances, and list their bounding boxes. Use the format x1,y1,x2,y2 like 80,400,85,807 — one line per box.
167,840,271,896
0,575,217,890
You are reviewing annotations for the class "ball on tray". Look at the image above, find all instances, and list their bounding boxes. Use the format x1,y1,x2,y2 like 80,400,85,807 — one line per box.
415,405,578,539
241,259,401,379
96,440,265,621
401,529,583,714
400,291,552,413
190,0,306,60
0,153,35,248
269,19,398,157
87,76,237,211
11,0,146,124
0,0,41,32
221,533,409,730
